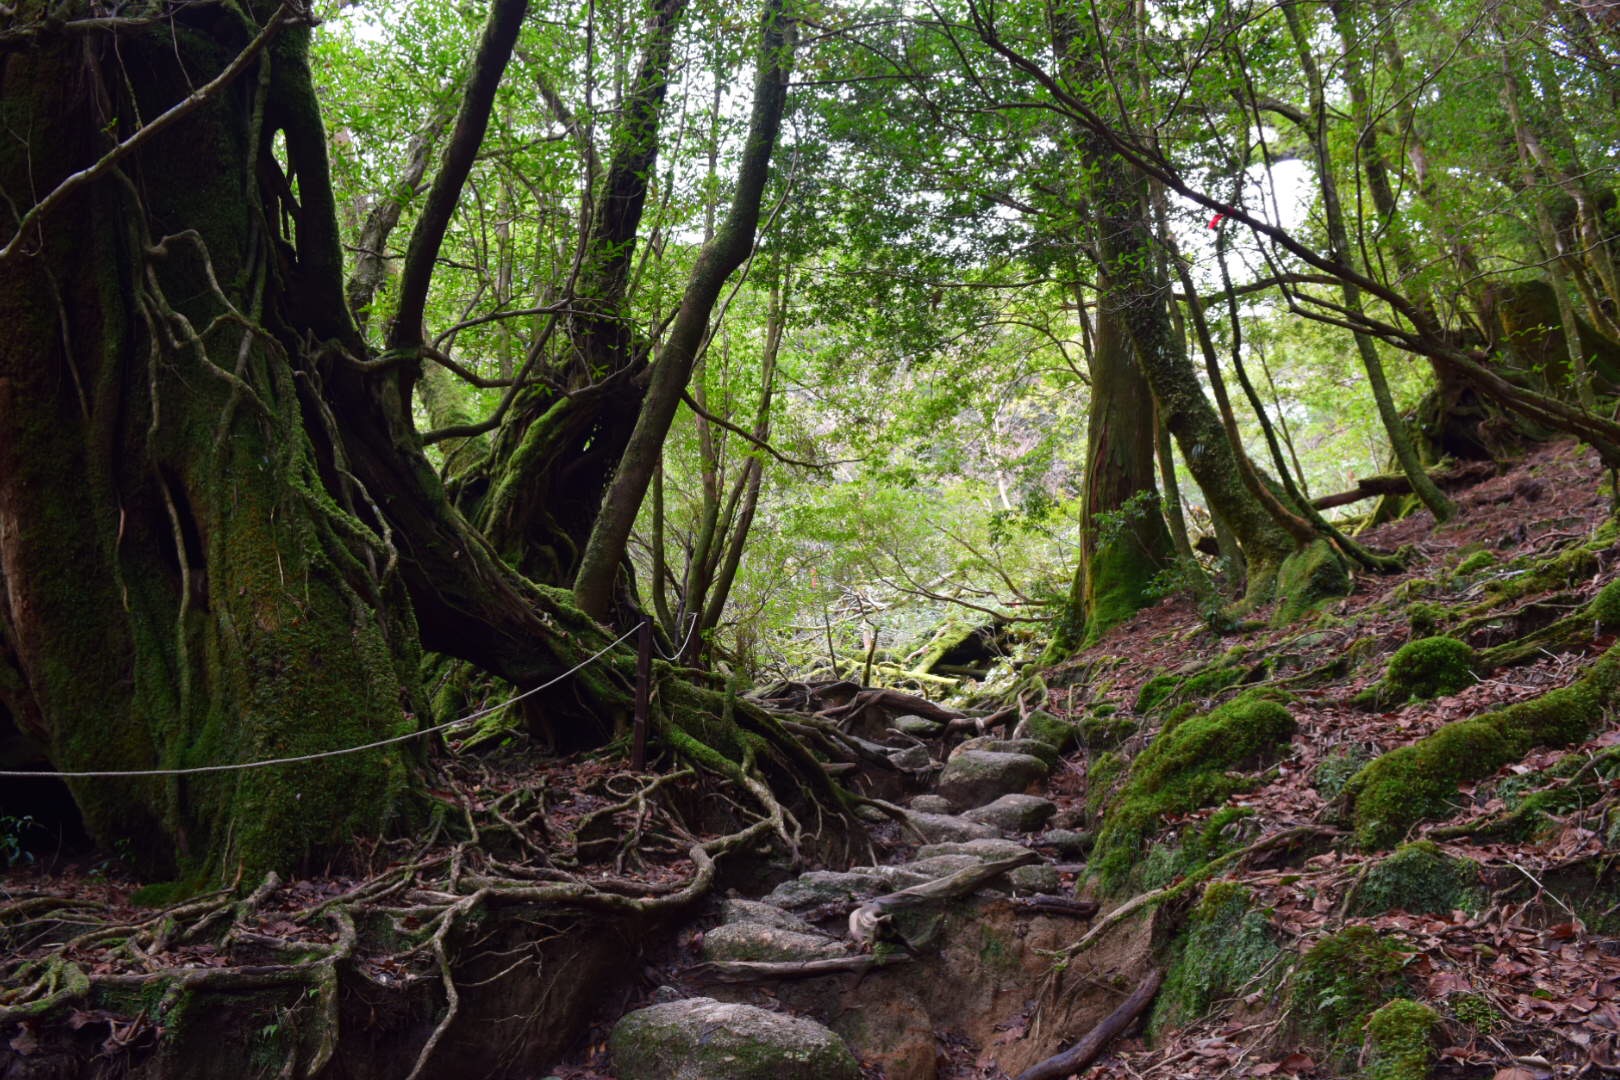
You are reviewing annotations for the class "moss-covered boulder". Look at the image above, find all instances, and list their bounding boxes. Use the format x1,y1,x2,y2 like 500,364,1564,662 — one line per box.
1385,636,1476,699
700,923,847,963
1454,549,1497,577
1090,693,1296,891
1080,713,1138,749
609,998,861,1080
1291,926,1409,1060
963,793,1057,833
1588,579,1620,630
1133,664,1246,715
1351,841,1483,916
937,749,1050,809
1346,644,1620,847
950,736,1061,769
1363,999,1440,1080
1022,709,1081,751
1151,881,1280,1035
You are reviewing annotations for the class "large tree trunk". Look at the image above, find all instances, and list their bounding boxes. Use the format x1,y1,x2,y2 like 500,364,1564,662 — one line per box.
0,6,419,878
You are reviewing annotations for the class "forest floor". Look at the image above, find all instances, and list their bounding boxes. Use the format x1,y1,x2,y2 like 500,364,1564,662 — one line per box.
1019,436,1620,1079
3,438,1619,1079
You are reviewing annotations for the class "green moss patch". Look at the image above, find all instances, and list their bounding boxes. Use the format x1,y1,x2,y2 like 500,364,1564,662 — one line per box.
1133,663,1246,715
1346,644,1620,847
1454,549,1497,577
1091,693,1295,892
1023,710,1081,751
1274,539,1351,626
1151,881,1280,1037
1386,636,1476,699
1079,713,1138,750
1363,999,1439,1080
1291,926,1410,1060
1351,841,1483,916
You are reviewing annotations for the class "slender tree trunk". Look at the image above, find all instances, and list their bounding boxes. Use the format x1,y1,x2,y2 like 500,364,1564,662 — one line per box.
1285,0,1455,522
574,0,794,620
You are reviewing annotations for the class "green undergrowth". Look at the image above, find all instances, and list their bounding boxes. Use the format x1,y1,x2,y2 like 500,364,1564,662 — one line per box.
1345,642,1620,847
1151,880,1280,1038
1091,692,1295,892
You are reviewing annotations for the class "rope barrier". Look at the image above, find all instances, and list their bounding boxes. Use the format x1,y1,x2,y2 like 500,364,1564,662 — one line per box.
0,625,640,781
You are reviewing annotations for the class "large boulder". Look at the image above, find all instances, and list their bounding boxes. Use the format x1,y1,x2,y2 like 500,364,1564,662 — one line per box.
610,998,861,1080
963,794,1056,833
916,837,1033,862
936,749,1049,809
701,922,847,963
904,810,1001,844
718,898,818,934
950,736,1061,769
763,870,891,911
891,714,945,738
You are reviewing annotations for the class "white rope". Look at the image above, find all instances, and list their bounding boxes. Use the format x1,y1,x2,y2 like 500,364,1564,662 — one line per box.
654,613,701,663
0,626,640,780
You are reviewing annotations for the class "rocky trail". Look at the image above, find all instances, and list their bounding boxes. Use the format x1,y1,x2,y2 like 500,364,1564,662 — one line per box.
6,439,1620,1080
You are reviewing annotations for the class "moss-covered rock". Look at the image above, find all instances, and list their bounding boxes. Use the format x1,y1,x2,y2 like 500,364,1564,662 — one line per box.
1080,713,1138,749
609,998,861,1080
1291,926,1409,1059
1151,881,1280,1036
1385,636,1476,700
1588,579,1620,630
1274,539,1352,625
1346,644,1620,847
1363,999,1439,1080
1352,841,1484,916
1406,602,1446,639
1454,549,1497,577
1090,693,1295,891
1022,710,1081,751
1133,664,1246,715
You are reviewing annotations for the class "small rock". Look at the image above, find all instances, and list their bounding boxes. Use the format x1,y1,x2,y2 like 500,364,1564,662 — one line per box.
650,986,684,1004
887,745,937,772
950,736,1062,769
902,811,1000,844
610,997,861,1080
915,837,1032,862
719,898,819,934
909,794,953,813
892,714,944,737
1048,807,1088,830
1040,829,1094,857
854,804,890,824
1008,864,1061,893
701,922,847,963
896,854,986,879
936,750,1049,809
763,870,891,911
963,794,1056,832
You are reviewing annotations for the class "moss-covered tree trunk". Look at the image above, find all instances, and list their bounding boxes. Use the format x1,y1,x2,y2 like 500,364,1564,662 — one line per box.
0,5,420,878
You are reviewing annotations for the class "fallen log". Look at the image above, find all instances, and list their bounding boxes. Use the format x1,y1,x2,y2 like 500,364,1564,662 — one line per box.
1013,968,1163,1080
1310,460,1496,511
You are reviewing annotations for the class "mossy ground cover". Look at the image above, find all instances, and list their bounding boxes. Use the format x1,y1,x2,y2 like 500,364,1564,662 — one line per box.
1038,442,1620,1078
1090,692,1295,891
